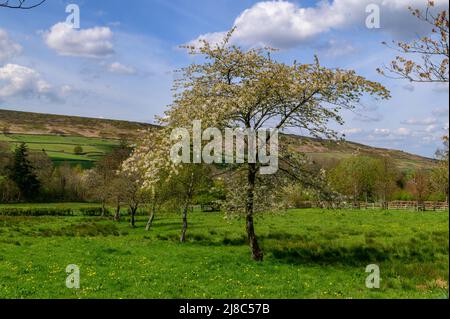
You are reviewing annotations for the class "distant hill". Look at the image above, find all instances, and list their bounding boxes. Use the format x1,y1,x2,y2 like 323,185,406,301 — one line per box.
0,109,156,139
0,108,437,170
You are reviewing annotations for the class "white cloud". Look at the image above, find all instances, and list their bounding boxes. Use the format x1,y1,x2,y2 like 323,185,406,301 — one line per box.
401,117,438,125
374,128,391,136
0,64,60,101
0,29,22,62
191,0,449,49
394,127,411,136
341,128,363,135
424,124,438,133
44,23,114,58
107,62,136,75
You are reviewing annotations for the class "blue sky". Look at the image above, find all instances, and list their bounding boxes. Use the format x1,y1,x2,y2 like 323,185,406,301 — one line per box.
0,0,448,157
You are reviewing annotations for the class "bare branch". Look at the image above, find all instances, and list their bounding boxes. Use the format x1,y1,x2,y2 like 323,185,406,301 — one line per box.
0,0,46,9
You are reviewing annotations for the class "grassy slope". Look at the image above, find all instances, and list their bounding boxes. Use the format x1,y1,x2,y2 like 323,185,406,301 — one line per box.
0,134,119,168
0,208,448,298
0,109,153,139
0,108,437,170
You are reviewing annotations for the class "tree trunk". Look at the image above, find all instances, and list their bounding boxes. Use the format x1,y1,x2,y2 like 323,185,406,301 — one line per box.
130,206,137,227
180,204,188,243
180,172,195,243
145,204,156,231
101,199,106,217
114,198,121,221
246,163,263,261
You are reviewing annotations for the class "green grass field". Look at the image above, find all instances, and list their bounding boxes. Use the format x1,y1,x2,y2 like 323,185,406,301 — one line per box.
0,207,448,299
0,134,120,168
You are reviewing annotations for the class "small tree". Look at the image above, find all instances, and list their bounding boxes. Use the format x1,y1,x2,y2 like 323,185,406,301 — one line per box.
407,169,431,208
87,145,131,216
374,156,399,207
7,143,40,200
330,156,381,204
431,136,449,203
169,164,212,242
73,146,84,155
117,167,150,228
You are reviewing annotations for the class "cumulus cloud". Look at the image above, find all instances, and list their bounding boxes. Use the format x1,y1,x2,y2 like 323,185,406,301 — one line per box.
395,127,411,136
191,0,449,49
0,64,61,101
0,29,22,62
401,117,438,125
341,128,363,135
43,23,114,58
373,128,391,136
107,62,136,75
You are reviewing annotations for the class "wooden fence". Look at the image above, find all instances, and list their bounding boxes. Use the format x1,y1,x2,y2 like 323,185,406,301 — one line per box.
298,201,449,211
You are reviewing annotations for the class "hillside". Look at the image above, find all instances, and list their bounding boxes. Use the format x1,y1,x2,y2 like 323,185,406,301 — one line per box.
0,109,437,170
0,109,155,139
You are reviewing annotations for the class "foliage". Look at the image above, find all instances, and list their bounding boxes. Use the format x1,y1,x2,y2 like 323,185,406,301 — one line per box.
0,207,74,216
379,1,449,82
329,156,392,202
125,30,390,260
431,136,449,202
6,143,41,201
73,146,84,155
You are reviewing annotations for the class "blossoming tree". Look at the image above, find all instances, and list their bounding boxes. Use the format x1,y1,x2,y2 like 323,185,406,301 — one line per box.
124,31,390,261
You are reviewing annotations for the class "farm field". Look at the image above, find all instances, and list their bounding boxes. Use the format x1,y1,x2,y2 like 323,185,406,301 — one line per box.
0,134,120,168
0,207,448,299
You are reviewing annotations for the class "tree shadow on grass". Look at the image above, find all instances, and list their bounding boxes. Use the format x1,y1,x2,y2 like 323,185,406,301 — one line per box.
268,243,443,266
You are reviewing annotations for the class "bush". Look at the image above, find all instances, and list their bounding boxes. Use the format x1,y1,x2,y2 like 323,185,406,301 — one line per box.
0,207,74,216
73,146,84,155
78,207,109,216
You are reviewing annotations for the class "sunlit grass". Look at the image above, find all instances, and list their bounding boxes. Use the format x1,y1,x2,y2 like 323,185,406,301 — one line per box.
0,209,447,298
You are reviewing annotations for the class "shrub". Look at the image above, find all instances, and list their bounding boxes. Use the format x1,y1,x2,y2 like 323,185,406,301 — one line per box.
73,146,84,155
78,207,109,216
0,207,73,216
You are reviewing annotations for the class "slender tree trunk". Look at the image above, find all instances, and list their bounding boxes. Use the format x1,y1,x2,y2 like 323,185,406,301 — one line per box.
180,172,195,243
114,199,121,221
101,199,106,217
246,163,263,261
180,204,188,243
145,203,156,231
130,206,137,227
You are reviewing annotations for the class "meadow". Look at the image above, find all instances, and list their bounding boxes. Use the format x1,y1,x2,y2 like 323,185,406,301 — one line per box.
0,207,448,299
0,134,120,168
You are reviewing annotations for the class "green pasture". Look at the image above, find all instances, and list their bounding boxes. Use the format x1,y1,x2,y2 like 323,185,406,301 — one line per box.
0,207,447,299
0,134,120,168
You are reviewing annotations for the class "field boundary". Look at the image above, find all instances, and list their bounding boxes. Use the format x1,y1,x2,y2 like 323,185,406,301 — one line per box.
297,200,449,211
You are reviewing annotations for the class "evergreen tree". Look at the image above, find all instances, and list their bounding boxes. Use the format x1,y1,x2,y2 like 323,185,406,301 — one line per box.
7,143,40,200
